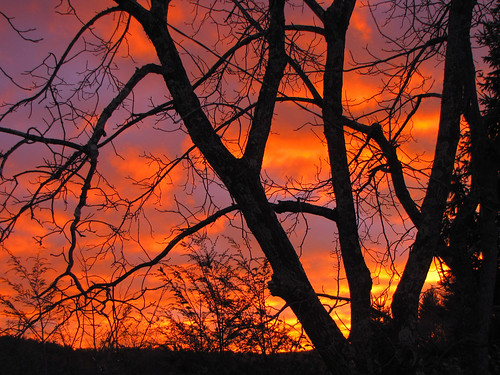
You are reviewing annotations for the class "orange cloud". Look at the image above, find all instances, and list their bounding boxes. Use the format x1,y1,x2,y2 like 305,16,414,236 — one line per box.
349,4,373,42
262,103,328,179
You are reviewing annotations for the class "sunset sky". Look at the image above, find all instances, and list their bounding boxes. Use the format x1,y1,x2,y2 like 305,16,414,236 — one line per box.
0,0,467,346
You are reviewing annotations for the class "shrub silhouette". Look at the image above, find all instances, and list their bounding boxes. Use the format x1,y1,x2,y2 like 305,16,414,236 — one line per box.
157,237,308,354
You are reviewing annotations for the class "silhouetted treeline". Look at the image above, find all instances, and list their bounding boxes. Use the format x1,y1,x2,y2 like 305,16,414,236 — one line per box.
0,335,326,375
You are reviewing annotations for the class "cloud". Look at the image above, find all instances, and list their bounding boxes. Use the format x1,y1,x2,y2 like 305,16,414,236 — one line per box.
349,4,373,42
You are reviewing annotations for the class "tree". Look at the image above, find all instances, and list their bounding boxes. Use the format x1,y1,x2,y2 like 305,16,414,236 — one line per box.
436,1,500,371
0,0,497,373
0,252,61,343
158,236,307,354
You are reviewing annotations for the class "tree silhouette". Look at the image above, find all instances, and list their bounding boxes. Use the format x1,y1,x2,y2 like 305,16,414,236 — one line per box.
158,237,307,354
0,0,498,373
0,252,60,343
435,1,500,371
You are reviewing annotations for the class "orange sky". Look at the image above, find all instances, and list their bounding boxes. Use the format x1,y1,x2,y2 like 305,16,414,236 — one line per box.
0,0,462,347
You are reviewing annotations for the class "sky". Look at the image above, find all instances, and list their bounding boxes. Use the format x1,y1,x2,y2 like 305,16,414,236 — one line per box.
0,0,468,347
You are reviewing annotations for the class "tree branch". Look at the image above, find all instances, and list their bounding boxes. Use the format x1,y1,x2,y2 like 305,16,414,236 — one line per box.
342,117,422,226
243,0,287,171
272,200,337,221
0,7,120,122
303,0,325,23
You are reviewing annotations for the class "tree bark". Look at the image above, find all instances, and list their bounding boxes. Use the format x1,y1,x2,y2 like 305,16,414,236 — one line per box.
472,137,499,375
391,0,477,362
230,175,351,374
323,0,373,372
462,20,499,373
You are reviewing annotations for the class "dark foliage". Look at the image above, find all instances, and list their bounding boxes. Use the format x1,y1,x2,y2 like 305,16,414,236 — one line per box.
0,335,327,375
157,238,307,354
3,334,498,375
480,0,500,138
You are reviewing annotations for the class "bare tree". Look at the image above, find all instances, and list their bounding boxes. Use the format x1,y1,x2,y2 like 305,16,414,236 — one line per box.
0,252,60,343
0,0,497,373
158,236,307,354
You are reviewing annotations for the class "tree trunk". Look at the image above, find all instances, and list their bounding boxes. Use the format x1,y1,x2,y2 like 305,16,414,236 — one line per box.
463,23,499,373
230,174,352,374
323,1,374,372
472,148,499,375
391,0,477,367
